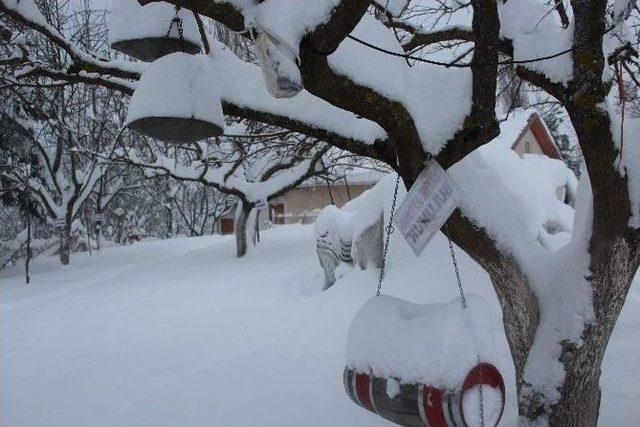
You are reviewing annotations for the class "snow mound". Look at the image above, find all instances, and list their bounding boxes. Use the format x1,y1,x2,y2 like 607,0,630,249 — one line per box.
346,294,501,388
315,174,399,244
450,110,577,255
125,53,224,131
241,0,340,56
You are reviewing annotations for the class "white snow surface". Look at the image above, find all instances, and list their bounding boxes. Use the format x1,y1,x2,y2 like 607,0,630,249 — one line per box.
233,0,340,55
125,53,224,130
328,14,472,154
450,110,578,258
346,294,502,388
210,42,387,145
1,225,638,426
108,0,201,47
498,0,574,84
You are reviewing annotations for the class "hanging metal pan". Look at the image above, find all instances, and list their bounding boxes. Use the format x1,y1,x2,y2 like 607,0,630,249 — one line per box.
127,116,222,144
125,52,225,144
109,0,202,62
111,37,200,63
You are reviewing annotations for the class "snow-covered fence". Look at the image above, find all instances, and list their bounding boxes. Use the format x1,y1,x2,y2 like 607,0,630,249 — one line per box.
0,230,57,271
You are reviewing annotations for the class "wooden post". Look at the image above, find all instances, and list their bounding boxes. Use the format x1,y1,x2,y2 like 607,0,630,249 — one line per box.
343,175,352,201
25,188,31,284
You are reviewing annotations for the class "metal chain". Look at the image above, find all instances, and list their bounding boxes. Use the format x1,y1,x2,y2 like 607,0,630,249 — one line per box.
166,6,184,40
477,355,485,427
445,224,484,427
446,230,467,309
175,12,184,41
376,174,401,297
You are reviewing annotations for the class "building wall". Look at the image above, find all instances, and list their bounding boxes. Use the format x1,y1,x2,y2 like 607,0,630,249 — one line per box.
272,183,373,224
512,128,546,157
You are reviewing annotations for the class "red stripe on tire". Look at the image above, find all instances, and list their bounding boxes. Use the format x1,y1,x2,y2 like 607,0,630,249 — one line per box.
422,386,447,427
355,373,374,411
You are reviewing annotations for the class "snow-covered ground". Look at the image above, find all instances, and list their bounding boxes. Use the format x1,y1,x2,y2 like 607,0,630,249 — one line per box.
1,224,638,426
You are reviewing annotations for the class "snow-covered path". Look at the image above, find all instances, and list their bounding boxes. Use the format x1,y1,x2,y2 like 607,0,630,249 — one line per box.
1,225,638,426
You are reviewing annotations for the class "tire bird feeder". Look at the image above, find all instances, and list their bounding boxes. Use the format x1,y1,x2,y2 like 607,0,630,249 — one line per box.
125,52,224,144
343,174,506,427
344,296,506,427
109,0,201,62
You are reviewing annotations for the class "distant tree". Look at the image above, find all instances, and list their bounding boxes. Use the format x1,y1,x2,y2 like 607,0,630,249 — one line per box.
543,112,582,177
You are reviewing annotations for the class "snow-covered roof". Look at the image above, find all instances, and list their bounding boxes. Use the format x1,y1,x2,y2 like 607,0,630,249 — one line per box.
300,168,387,188
493,109,535,150
494,109,561,159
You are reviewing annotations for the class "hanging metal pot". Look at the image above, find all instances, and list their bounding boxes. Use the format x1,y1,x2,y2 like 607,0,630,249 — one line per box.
125,52,224,144
108,0,201,62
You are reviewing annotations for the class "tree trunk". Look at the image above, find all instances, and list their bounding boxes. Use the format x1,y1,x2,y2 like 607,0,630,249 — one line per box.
543,240,636,426
515,97,640,423
234,202,251,257
483,238,638,426
59,223,71,265
96,222,101,251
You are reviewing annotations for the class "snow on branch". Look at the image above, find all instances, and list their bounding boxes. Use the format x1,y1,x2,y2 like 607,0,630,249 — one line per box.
0,0,143,80
1,0,390,161
121,141,331,204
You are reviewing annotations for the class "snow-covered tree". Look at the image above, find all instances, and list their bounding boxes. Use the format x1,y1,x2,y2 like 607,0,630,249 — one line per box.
120,126,333,256
2,0,640,424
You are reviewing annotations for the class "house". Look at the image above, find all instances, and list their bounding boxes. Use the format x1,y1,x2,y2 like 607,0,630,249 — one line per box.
268,169,386,225
493,109,573,204
215,170,385,235
216,110,568,234
504,110,563,160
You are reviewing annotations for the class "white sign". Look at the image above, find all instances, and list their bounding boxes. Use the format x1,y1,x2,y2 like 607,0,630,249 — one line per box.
394,160,462,256
95,213,104,222
53,218,66,228
255,198,268,211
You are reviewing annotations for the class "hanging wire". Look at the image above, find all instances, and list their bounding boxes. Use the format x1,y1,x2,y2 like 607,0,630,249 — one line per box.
346,23,615,69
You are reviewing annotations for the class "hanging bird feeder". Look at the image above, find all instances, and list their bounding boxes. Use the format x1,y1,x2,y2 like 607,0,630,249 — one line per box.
344,363,505,427
344,295,506,427
125,52,224,144
108,0,201,62
338,168,508,427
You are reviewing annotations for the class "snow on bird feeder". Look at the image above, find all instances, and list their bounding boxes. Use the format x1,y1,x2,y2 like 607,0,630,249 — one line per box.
108,0,201,62
253,30,303,99
125,52,224,144
344,295,506,427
